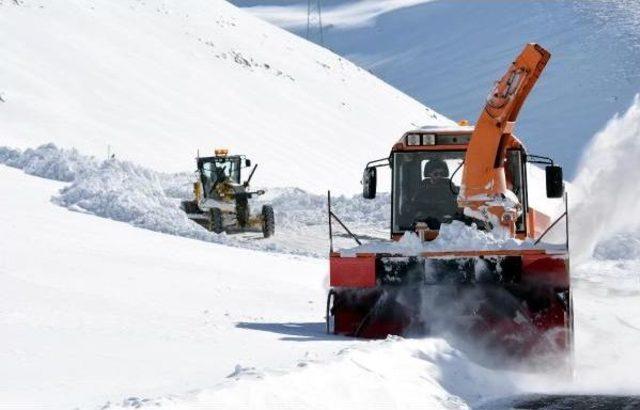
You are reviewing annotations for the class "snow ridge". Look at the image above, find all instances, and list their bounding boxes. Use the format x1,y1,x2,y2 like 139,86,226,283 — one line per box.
105,336,546,410
0,144,389,258
0,143,92,182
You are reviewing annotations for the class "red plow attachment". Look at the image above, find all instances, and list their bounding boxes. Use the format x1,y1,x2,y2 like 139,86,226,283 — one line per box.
327,250,573,357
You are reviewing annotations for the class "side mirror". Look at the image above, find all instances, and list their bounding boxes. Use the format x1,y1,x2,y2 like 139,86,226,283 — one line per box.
245,159,251,167
545,165,564,198
362,167,377,199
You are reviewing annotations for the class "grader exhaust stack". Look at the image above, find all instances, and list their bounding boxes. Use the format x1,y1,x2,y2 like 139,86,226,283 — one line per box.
327,44,572,358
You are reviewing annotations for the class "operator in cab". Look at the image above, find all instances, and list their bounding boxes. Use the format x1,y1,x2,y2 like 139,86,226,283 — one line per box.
412,158,459,229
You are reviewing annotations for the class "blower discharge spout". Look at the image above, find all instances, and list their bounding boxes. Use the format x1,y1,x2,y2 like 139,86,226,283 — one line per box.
458,44,551,235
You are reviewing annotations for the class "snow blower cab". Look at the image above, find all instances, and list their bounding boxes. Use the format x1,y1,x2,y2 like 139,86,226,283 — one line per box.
181,149,275,238
327,44,572,359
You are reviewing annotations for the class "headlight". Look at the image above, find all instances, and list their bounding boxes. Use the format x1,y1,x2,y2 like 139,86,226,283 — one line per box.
422,134,436,145
406,134,421,146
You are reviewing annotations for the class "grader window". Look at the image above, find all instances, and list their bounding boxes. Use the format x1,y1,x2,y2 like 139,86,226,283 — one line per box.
202,158,241,184
215,158,241,184
199,157,242,198
392,151,465,233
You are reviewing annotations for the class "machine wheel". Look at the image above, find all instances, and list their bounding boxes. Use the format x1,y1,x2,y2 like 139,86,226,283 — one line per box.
208,207,224,233
181,200,200,214
326,289,336,334
261,204,275,238
235,195,250,228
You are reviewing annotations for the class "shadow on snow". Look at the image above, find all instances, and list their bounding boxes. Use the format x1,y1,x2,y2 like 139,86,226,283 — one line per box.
235,321,345,342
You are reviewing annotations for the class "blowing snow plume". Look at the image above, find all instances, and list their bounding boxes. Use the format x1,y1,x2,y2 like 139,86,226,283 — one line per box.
570,95,640,262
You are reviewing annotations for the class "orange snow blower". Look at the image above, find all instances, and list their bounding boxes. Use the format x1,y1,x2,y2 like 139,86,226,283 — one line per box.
326,44,573,357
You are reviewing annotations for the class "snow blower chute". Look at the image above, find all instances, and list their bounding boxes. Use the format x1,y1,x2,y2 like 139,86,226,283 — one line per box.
326,44,573,357
181,149,275,238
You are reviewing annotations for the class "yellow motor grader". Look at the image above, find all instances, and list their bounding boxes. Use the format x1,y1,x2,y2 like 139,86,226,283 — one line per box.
181,149,275,238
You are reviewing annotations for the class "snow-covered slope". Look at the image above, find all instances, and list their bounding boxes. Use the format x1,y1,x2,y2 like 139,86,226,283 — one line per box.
0,0,450,194
237,0,640,180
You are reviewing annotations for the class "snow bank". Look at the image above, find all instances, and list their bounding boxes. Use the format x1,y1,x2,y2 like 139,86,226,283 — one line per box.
108,330,640,410
570,95,640,262
106,336,553,410
341,221,533,256
257,187,389,229
53,161,217,242
0,144,390,258
0,143,93,182
0,144,235,244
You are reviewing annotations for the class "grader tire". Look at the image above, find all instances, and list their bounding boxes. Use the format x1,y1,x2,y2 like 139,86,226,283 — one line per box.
209,207,224,234
262,204,275,238
235,195,250,228
181,200,200,214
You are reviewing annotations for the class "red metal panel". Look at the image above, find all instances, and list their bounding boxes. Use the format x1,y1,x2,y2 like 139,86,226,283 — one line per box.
330,255,376,288
335,309,404,338
522,253,570,287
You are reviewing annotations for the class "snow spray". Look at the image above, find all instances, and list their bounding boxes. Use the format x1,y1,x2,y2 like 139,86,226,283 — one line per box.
570,95,640,262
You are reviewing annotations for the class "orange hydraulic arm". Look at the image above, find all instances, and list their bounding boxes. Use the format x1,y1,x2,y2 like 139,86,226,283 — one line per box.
458,43,551,234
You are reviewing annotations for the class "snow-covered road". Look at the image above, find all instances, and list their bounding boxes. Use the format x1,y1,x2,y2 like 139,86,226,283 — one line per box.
0,165,358,408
